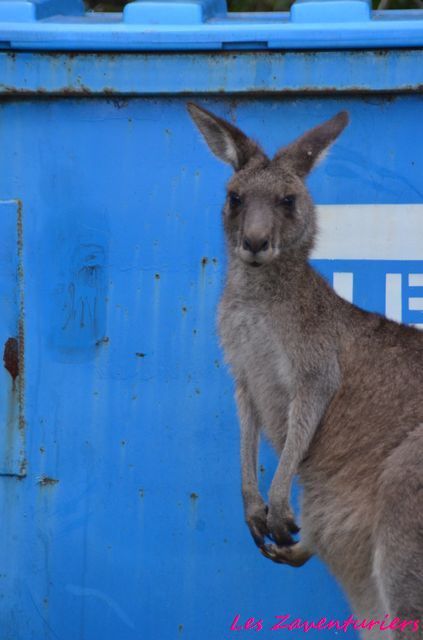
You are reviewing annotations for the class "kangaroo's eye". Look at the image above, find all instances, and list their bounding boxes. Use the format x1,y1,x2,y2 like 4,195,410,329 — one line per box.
279,194,296,209
229,192,242,208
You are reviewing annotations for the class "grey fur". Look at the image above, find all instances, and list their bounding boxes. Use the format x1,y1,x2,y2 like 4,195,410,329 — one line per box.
188,103,423,634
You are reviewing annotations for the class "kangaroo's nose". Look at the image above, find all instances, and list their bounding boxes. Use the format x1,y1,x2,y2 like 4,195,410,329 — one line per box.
242,237,269,254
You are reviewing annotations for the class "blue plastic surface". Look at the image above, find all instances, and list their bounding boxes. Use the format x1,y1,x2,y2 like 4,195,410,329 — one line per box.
291,0,371,22
0,0,421,49
124,0,226,24
0,0,83,21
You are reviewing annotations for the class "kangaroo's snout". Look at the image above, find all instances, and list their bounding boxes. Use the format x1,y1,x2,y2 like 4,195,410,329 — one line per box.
242,236,269,255
238,208,275,266
239,228,274,266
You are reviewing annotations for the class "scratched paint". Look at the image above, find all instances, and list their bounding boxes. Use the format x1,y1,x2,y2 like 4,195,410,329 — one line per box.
50,243,108,359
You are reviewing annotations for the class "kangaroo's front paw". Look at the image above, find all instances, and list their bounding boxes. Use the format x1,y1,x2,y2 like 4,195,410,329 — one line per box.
260,542,311,567
266,502,300,547
245,499,269,548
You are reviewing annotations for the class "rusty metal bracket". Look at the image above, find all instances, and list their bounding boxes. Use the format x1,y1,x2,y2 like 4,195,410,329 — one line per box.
0,199,26,478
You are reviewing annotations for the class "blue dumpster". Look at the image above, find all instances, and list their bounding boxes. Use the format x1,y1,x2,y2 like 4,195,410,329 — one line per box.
0,1,422,638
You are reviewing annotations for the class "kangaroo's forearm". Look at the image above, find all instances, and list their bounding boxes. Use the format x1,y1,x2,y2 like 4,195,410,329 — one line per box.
271,398,324,499
235,381,261,501
269,373,339,504
235,380,270,548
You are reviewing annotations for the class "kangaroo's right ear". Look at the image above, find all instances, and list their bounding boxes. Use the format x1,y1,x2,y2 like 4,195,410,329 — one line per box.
187,103,264,171
274,111,349,178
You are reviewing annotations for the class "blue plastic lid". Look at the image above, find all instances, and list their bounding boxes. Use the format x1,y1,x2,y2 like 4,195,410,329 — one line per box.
0,0,422,51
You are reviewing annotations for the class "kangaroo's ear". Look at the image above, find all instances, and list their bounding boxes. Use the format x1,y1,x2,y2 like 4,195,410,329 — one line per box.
274,111,349,178
187,102,265,171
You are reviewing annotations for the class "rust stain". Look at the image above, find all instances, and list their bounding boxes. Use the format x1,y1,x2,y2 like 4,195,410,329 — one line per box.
178,624,184,634
3,337,19,380
38,476,59,486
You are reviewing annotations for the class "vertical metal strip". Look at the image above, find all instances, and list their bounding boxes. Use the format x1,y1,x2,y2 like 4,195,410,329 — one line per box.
0,199,26,477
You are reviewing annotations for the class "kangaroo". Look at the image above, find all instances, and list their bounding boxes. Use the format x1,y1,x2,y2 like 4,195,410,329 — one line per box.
188,103,423,635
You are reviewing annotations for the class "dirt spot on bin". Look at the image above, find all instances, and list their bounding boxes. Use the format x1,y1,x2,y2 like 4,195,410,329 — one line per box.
38,476,59,486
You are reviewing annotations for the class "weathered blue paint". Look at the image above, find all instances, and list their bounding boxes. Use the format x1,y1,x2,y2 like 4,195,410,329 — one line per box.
0,88,422,639
1,50,423,95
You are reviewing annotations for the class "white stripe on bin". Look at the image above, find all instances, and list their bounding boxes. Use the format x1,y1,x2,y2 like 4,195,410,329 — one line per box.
313,205,423,261
409,297,423,311
385,274,402,323
333,272,353,303
409,274,423,287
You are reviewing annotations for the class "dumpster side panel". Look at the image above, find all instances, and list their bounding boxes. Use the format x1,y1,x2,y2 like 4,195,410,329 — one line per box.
0,90,422,639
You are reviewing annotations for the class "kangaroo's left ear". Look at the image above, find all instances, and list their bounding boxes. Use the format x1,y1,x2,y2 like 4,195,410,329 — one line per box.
274,111,349,178
187,102,266,171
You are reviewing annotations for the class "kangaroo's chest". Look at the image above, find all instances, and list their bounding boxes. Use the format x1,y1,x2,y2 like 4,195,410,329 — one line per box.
218,297,293,439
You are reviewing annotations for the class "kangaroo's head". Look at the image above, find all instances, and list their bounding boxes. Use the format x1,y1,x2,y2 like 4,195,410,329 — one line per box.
188,104,348,269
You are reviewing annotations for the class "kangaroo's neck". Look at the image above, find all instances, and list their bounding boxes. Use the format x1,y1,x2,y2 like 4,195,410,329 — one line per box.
226,250,313,301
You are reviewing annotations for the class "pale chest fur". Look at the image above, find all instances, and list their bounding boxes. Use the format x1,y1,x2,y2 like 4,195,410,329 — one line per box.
218,293,293,452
